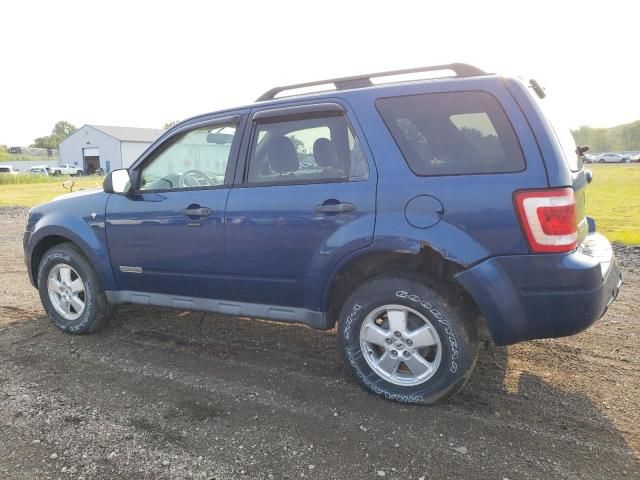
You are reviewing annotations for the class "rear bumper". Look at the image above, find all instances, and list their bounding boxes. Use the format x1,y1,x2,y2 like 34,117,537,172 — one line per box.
455,233,622,346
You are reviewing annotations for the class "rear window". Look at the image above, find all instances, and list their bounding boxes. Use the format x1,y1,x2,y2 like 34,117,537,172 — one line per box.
376,91,525,176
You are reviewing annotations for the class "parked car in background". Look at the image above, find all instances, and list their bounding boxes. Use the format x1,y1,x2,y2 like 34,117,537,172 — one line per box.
0,165,19,174
24,63,622,404
597,153,629,163
29,166,50,175
583,153,597,163
50,164,84,176
630,152,640,163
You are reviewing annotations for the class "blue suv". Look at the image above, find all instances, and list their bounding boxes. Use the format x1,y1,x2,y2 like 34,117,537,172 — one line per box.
24,64,622,404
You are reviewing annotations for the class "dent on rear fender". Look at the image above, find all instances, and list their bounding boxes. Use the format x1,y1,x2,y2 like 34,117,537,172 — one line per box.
318,225,481,314
373,213,492,266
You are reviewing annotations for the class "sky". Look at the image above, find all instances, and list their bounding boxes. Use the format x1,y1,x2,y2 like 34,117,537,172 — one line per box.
1,0,639,146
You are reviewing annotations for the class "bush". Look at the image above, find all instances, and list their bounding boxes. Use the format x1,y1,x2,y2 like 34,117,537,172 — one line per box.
0,174,76,185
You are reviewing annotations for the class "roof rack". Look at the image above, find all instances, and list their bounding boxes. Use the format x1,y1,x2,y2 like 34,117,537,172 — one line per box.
256,63,486,102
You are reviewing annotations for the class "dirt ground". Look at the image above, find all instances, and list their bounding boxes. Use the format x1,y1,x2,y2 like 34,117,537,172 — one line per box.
0,207,638,480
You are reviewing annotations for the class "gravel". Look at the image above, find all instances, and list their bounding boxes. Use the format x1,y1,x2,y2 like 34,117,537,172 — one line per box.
0,207,638,479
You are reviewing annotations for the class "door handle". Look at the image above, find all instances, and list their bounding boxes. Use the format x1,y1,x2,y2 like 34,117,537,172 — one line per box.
181,207,213,217
314,202,356,213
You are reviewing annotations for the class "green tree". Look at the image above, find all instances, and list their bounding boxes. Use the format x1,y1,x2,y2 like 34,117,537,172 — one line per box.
572,119,640,152
31,121,77,149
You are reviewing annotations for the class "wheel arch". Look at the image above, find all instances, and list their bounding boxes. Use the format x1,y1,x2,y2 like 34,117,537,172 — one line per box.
323,245,487,337
28,225,117,291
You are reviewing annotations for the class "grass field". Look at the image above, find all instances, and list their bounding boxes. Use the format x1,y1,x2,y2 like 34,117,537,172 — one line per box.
585,164,640,244
0,177,102,208
0,164,637,244
0,173,85,185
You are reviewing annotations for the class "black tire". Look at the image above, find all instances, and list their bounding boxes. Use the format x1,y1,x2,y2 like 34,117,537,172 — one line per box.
338,275,479,404
37,243,112,334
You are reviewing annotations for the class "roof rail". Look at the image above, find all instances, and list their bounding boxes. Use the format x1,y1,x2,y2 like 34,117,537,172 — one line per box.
256,63,486,102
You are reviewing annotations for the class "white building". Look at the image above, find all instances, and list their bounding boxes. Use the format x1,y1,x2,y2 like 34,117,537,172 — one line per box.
59,125,165,174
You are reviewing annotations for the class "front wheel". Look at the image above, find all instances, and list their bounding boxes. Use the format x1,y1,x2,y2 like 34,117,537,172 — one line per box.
338,275,479,404
37,243,112,333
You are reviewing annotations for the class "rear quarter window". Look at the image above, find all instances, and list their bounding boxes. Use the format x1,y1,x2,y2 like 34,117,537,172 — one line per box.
376,91,525,176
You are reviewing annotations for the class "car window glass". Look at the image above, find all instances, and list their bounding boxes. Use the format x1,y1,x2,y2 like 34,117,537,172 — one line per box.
376,91,525,176
140,124,236,191
247,114,368,184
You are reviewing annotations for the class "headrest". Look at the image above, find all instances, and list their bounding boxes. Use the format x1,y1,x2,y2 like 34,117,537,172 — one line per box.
266,136,299,174
313,138,339,167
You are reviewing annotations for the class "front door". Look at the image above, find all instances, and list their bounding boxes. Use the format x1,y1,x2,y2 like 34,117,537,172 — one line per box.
225,103,377,311
105,115,244,299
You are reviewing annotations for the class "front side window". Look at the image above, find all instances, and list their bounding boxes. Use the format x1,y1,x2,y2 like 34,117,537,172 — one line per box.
140,123,237,191
247,113,368,185
376,91,525,176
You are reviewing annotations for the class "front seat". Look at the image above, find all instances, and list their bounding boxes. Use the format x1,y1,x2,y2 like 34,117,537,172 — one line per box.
265,136,299,176
313,138,346,178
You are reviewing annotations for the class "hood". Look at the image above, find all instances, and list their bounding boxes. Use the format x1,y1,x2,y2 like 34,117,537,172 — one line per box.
30,187,110,219
50,187,104,203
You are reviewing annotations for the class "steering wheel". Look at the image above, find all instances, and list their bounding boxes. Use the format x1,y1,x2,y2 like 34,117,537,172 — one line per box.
179,169,212,188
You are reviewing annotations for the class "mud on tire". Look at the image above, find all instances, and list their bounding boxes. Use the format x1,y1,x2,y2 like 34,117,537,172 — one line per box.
338,274,479,404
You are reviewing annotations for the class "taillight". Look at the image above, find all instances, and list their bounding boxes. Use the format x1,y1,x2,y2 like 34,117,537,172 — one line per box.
514,188,578,253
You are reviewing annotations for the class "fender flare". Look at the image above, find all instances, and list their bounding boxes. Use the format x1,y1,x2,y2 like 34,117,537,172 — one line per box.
27,217,117,291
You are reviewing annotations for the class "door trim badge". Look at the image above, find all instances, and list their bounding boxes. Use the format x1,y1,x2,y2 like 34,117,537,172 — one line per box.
119,266,143,274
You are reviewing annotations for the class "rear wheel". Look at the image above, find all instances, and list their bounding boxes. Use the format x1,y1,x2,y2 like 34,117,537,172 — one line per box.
338,275,479,404
37,243,112,333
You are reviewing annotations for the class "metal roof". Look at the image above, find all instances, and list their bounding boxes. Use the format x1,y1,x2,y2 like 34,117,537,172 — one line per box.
90,125,165,142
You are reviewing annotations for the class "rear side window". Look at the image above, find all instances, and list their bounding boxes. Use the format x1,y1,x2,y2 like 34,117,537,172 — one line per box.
246,114,369,185
376,91,525,176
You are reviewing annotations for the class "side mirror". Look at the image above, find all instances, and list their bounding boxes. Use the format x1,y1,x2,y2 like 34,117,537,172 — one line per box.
103,169,131,194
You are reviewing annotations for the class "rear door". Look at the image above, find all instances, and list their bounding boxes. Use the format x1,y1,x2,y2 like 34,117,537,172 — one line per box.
105,113,246,299
224,102,377,310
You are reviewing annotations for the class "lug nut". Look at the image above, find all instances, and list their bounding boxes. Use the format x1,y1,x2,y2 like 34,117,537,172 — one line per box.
390,350,398,357
385,338,393,345
403,351,411,358
394,331,402,338
406,339,413,346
